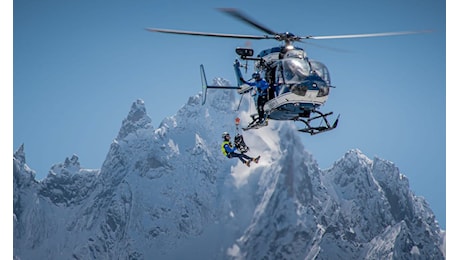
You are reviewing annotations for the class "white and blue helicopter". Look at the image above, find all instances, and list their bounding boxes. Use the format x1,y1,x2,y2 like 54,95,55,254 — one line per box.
147,8,427,135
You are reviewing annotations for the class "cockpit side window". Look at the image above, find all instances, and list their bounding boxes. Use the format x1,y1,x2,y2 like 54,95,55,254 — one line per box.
274,62,291,95
310,60,331,85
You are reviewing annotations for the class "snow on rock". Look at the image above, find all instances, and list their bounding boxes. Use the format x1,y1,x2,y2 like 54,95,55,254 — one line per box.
116,99,152,140
13,79,445,259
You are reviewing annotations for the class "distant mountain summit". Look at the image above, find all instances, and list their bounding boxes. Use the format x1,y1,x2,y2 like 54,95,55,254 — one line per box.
14,79,445,259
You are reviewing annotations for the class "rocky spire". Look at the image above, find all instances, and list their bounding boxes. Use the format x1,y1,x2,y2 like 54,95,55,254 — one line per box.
14,143,26,165
116,99,153,140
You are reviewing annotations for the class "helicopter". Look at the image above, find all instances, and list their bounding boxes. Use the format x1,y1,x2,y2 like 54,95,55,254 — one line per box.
146,8,428,135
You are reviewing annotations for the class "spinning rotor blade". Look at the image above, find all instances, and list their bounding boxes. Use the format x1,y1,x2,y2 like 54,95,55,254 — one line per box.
217,8,278,36
302,41,352,53
305,30,431,40
145,28,269,40
147,9,431,47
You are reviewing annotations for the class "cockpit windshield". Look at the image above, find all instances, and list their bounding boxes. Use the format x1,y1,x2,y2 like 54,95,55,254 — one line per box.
279,58,311,84
276,58,331,85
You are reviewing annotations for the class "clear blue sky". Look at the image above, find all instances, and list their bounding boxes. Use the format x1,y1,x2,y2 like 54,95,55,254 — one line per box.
11,0,447,229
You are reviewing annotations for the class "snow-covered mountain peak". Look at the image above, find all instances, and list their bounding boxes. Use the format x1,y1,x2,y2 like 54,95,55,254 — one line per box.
14,143,26,165
339,148,372,166
116,98,153,140
13,144,36,185
48,154,81,176
13,80,445,259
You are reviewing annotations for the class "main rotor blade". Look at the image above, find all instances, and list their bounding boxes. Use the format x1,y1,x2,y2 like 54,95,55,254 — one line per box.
217,8,278,36
145,28,270,40
300,41,352,53
304,30,431,40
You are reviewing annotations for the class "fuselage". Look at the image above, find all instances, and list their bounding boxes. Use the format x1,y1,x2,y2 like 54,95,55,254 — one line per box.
254,46,332,120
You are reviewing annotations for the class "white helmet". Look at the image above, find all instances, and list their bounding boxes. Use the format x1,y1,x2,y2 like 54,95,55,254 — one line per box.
222,132,230,139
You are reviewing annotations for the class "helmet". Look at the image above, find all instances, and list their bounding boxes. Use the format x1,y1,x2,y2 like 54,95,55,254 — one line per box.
252,72,261,80
222,132,230,139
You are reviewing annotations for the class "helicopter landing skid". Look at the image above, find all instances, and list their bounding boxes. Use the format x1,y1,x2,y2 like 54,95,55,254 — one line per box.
297,111,340,135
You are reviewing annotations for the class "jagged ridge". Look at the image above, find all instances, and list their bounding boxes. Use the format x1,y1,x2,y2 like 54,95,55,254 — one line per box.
13,79,445,259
